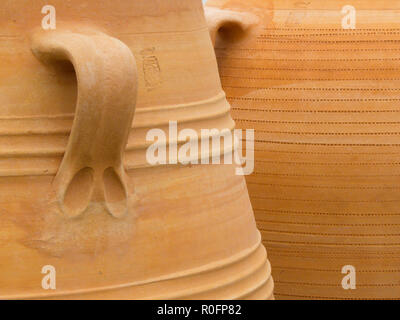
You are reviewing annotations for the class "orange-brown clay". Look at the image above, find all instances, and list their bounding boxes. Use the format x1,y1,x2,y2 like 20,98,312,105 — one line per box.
207,0,400,300
0,0,273,300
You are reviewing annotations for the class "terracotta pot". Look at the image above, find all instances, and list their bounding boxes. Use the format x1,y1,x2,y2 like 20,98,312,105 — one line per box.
206,0,400,299
0,0,273,299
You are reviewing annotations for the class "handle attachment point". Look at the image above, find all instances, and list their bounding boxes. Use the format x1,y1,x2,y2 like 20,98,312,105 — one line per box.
205,7,259,46
32,30,138,219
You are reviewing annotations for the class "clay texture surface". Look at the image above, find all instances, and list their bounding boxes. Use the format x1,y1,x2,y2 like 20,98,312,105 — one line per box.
207,0,400,300
0,0,273,300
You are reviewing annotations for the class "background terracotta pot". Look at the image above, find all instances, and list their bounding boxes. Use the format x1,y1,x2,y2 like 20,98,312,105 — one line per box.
206,0,400,299
0,0,273,299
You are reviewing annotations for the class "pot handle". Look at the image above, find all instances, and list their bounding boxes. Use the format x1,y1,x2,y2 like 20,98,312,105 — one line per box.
31,30,138,219
204,7,258,46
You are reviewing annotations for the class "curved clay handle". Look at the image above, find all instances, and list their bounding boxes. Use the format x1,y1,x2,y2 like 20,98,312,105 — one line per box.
31,30,138,219
204,7,259,46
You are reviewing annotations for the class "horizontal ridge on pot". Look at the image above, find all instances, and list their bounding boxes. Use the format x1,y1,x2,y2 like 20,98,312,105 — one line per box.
0,0,273,300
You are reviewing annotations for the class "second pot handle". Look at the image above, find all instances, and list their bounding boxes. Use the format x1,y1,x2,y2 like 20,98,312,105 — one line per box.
205,7,258,46
32,30,138,219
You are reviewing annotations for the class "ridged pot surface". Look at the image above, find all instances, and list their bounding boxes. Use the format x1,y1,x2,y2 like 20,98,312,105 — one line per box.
207,0,400,299
0,0,273,299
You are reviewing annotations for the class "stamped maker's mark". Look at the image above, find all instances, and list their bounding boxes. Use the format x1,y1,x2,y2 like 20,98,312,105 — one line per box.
141,48,162,89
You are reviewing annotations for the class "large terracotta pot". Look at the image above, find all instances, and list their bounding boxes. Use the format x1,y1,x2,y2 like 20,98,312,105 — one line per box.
206,0,400,299
0,0,273,299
